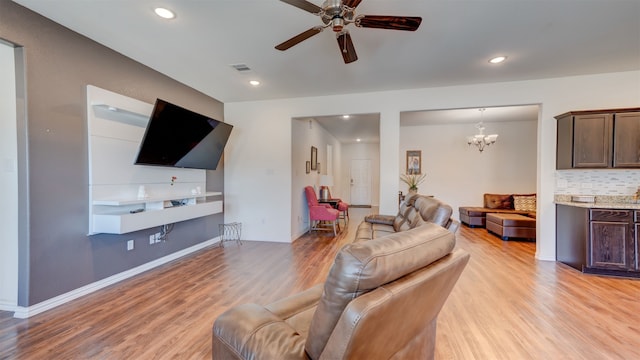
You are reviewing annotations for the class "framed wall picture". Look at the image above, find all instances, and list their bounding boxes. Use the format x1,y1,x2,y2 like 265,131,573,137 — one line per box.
406,150,422,175
311,146,317,170
306,161,311,174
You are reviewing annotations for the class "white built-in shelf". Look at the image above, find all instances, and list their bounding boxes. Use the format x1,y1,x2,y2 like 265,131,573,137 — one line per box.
92,191,222,206
91,104,148,128
90,192,223,234
87,86,224,236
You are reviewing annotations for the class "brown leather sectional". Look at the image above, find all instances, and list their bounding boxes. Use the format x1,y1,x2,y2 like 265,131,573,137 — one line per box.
459,193,536,227
459,193,537,240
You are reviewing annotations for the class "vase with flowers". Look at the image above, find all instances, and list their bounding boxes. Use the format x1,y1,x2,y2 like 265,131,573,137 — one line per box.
400,173,426,194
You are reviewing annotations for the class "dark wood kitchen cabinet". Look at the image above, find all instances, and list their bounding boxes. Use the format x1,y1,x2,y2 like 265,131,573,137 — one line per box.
613,111,640,168
588,209,634,270
556,108,640,169
556,204,639,277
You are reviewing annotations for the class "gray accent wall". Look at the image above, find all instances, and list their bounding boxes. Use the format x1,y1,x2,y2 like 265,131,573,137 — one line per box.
1,1,225,306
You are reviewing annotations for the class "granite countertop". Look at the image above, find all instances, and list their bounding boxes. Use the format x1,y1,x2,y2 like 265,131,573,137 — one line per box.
554,194,640,209
554,201,640,209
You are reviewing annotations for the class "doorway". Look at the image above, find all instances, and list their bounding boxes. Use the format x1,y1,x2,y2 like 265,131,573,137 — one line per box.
350,159,372,206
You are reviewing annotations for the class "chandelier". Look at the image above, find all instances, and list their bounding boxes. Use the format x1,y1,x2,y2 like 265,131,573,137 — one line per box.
467,108,498,152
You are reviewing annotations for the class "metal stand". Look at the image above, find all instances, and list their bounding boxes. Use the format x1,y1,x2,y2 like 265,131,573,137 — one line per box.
219,222,242,247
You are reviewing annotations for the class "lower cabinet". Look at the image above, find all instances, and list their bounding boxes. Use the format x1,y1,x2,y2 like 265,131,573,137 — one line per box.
589,210,634,270
556,205,639,277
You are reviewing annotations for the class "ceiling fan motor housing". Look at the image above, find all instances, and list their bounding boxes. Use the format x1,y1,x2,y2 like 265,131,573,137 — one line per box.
321,0,354,32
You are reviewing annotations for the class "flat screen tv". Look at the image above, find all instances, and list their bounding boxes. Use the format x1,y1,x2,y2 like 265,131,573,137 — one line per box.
134,99,233,170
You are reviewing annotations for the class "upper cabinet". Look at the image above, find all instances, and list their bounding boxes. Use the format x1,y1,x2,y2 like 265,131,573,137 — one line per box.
556,108,640,169
613,111,640,168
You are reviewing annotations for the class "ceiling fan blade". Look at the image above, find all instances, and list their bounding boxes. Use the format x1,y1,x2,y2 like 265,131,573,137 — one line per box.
337,31,358,64
343,0,364,9
275,27,323,50
279,0,322,14
356,15,422,31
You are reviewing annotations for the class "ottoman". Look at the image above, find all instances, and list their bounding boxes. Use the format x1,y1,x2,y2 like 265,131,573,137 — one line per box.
486,213,536,241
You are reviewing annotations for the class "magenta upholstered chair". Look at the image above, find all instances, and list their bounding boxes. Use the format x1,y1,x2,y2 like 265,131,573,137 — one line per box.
328,188,349,225
304,186,340,236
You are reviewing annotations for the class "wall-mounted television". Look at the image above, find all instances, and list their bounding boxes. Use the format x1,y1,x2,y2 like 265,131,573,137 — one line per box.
134,99,233,170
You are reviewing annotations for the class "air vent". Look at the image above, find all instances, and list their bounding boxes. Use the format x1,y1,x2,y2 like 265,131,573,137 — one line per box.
230,63,251,72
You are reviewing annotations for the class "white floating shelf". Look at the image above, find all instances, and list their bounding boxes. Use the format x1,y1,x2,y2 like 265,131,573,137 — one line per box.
92,191,222,206
92,200,223,235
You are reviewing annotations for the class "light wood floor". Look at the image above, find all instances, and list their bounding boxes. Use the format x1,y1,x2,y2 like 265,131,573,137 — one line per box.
1,208,639,359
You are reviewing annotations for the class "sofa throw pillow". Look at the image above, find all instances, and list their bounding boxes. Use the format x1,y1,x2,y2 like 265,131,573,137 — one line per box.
514,195,536,212
484,194,513,209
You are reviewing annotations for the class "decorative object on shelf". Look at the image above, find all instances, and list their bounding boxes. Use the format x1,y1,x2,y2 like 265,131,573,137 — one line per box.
406,150,421,174
311,146,317,170
170,176,177,186
306,161,311,174
319,175,334,201
400,173,426,193
467,108,498,153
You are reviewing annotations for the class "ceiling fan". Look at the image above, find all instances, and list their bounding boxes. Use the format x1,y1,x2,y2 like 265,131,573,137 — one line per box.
275,0,422,64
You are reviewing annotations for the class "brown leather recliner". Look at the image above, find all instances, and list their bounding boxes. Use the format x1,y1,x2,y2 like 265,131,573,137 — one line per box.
212,223,470,360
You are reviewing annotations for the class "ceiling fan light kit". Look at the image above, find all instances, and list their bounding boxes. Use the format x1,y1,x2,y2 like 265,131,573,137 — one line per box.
276,0,422,63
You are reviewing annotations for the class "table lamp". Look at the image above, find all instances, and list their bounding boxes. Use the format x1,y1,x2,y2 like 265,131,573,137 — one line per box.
318,175,333,201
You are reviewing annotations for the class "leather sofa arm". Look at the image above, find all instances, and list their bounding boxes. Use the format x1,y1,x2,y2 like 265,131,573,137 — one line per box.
213,303,310,360
364,214,395,225
266,284,323,319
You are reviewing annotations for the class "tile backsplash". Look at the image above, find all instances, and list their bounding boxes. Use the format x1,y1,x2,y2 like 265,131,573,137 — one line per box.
555,170,640,195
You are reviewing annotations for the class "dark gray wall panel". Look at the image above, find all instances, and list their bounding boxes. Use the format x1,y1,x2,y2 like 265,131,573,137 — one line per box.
0,1,225,305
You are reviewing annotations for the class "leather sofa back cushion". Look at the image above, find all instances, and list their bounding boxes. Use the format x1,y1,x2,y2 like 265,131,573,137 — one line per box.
484,193,513,209
304,224,455,359
415,197,453,228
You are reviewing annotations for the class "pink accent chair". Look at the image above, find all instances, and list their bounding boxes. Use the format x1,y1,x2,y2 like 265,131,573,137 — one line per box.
304,186,340,236
328,188,349,225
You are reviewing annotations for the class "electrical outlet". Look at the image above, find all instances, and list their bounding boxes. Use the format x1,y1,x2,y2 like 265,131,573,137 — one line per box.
149,234,155,245
127,239,134,251
155,232,162,243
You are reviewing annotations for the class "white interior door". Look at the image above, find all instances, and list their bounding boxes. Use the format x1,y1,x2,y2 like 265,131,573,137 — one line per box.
350,159,371,206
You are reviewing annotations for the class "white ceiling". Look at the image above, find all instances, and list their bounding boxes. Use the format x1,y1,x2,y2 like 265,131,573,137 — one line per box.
12,0,639,144
14,0,640,104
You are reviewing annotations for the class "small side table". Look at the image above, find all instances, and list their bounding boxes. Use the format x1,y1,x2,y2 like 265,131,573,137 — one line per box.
318,199,340,209
219,222,242,247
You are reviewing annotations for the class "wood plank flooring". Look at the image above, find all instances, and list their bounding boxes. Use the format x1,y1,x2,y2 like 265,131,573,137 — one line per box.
1,207,639,359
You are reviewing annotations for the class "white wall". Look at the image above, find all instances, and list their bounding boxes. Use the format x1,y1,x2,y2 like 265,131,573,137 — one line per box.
224,70,640,262
400,119,537,220
0,42,18,309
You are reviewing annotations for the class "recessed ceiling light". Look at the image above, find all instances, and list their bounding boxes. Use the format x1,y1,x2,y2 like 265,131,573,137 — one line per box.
249,80,260,86
356,138,361,142
154,7,175,19
342,115,350,119
489,56,507,64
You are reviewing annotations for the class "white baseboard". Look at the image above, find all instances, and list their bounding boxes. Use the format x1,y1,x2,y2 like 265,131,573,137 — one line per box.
0,302,17,313
13,237,220,319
